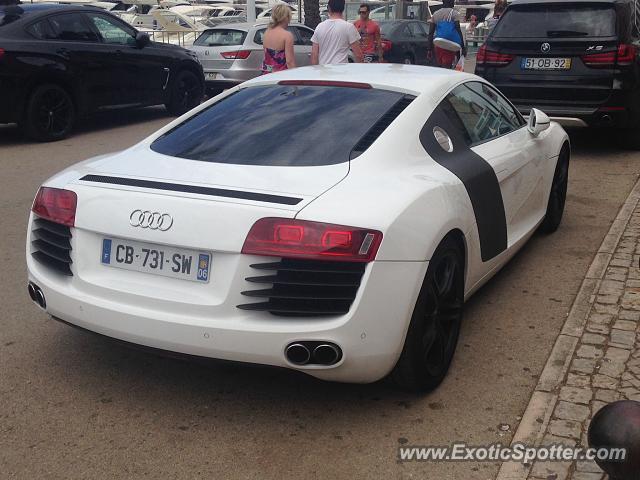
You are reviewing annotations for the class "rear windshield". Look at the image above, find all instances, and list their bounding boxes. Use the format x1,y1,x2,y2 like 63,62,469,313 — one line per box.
380,22,395,36
150,85,408,166
0,7,24,28
492,5,616,38
194,28,247,46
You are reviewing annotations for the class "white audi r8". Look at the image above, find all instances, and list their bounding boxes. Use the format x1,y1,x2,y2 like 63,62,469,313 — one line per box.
26,64,569,391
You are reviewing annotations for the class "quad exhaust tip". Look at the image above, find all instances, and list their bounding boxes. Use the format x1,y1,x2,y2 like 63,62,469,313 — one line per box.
28,283,46,309
285,341,342,366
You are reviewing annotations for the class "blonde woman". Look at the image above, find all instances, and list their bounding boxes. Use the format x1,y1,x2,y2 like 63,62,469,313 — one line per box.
261,4,296,74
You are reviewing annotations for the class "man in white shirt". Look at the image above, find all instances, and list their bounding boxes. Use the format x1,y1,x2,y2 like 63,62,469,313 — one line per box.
311,0,363,65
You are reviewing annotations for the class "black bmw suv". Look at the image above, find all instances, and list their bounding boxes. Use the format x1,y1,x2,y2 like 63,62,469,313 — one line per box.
475,0,640,147
0,3,204,141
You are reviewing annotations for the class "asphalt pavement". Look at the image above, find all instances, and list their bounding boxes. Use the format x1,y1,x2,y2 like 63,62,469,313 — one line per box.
1,109,639,479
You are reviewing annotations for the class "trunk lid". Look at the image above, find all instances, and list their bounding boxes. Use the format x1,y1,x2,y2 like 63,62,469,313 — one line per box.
480,2,619,108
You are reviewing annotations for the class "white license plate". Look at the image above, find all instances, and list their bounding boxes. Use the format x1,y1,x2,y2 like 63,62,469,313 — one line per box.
100,238,211,283
521,57,572,70
205,72,219,80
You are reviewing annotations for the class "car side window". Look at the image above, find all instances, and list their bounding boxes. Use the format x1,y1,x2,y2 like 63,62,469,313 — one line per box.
465,82,526,128
296,27,313,46
408,22,427,38
445,84,519,145
26,19,56,40
47,13,99,42
401,24,413,37
86,14,136,46
254,28,265,45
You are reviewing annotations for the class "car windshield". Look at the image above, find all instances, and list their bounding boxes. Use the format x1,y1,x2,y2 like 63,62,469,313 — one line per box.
150,85,408,166
492,5,616,38
194,28,247,46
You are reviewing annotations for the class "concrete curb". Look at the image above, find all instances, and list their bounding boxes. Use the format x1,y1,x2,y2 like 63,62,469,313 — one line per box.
495,176,640,480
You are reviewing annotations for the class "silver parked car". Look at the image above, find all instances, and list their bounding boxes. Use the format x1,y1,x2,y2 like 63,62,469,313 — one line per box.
188,21,314,94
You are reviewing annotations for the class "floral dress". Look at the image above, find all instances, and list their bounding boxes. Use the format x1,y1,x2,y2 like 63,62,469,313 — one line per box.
262,48,288,75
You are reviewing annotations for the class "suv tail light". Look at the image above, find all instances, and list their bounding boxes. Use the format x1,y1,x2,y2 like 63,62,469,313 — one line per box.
242,218,383,262
220,50,252,60
477,44,514,66
381,39,392,52
0,48,5,60
582,44,637,67
32,187,77,227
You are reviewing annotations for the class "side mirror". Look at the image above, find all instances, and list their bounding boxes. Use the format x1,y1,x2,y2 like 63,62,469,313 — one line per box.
527,108,550,136
135,32,151,48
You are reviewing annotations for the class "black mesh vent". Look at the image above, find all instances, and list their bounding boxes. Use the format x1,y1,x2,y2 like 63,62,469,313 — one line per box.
237,258,366,317
350,95,415,159
31,217,73,276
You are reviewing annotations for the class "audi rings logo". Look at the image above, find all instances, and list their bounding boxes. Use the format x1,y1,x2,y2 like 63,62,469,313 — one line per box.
129,210,173,231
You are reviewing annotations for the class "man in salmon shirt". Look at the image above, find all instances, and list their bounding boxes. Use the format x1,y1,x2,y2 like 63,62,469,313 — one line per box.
353,3,384,63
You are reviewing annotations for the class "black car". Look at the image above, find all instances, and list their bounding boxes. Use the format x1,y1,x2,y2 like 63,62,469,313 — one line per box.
378,20,431,65
0,3,204,141
475,0,640,147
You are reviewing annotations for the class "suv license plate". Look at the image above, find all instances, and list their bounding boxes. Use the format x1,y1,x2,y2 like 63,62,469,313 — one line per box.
101,238,211,283
521,57,571,70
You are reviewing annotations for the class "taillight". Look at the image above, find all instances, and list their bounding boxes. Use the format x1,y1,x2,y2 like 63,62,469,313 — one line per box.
381,39,392,52
220,50,251,60
0,48,5,60
476,44,513,66
582,44,636,67
31,187,77,227
241,218,383,262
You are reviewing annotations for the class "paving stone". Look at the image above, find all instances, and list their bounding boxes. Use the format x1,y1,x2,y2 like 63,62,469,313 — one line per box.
598,361,626,378
529,460,572,480
555,401,590,422
581,333,607,345
592,304,618,316
592,375,618,390
610,329,636,347
559,387,592,405
594,389,620,403
566,374,591,388
613,252,632,260
598,280,625,295
596,294,620,304
591,400,607,417
575,345,603,360
612,319,637,331
610,258,632,267
585,323,610,335
571,472,604,480
619,309,640,321
575,460,603,473
605,347,632,363
548,419,582,440
571,358,597,375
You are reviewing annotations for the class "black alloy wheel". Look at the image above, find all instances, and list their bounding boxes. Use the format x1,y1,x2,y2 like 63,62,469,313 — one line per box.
165,70,204,116
392,236,464,392
24,84,75,142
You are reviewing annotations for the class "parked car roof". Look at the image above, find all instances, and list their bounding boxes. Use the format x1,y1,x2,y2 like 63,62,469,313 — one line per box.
202,20,307,31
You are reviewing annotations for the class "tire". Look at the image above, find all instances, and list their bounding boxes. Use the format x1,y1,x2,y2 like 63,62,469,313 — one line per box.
391,235,464,392
165,69,204,116
403,55,414,65
539,144,570,234
23,84,75,142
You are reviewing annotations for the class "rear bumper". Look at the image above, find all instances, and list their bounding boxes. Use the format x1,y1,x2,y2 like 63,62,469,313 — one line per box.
27,250,427,384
